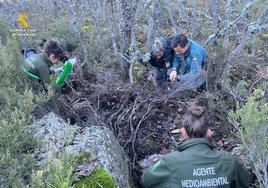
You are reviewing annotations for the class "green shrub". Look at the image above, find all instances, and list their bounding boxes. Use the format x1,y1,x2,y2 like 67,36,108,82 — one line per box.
0,22,52,186
31,151,116,188
45,153,75,188
0,17,11,45
0,84,51,186
0,38,25,87
229,90,268,187
31,153,80,188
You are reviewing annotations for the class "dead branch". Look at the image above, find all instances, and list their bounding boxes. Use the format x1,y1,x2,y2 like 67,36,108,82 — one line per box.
220,4,268,83
107,93,136,127
128,97,139,134
131,102,153,168
205,0,260,44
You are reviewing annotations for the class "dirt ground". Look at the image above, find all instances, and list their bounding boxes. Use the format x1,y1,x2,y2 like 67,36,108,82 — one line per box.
31,34,268,188
30,58,263,187
35,65,245,187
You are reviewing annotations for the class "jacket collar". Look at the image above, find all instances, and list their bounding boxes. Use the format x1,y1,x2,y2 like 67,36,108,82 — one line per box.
184,40,192,57
177,138,215,151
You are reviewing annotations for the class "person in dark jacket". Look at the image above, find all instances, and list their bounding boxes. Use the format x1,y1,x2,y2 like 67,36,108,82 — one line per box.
141,105,251,188
146,36,175,86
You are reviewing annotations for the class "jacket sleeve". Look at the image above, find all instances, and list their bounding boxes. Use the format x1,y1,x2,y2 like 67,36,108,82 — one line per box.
38,65,51,89
149,57,166,68
141,159,171,188
148,57,157,67
232,159,251,188
189,51,203,74
172,54,181,70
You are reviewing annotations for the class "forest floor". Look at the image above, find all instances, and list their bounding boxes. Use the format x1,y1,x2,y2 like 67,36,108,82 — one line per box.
32,36,268,187
33,65,246,187
28,33,268,187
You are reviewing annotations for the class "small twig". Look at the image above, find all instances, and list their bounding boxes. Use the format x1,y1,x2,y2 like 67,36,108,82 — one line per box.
131,103,153,169
95,181,104,188
66,81,77,95
84,98,107,127
205,0,260,44
128,97,139,134
75,62,88,85
123,103,151,148
139,132,156,144
249,76,263,92
114,106,133,129
107,93,135,125
97,93,100,111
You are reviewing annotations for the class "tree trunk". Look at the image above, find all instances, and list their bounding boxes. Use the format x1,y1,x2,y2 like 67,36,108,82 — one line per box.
119,0,139,80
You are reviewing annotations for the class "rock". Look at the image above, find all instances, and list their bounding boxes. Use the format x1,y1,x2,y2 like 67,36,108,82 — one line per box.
231,144,252,169
65,126,132,188
27,112,79,166
27,112,133,188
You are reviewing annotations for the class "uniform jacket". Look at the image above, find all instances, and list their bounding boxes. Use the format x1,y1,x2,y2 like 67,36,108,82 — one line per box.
149,37,175,69
23,53,52,85
173,40,208,81
142,138,250,188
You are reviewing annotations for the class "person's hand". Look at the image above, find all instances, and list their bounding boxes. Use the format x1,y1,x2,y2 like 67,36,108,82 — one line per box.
68,57,77,65
142,53,151,62
54,66,64,73
50,65,63,74
169,70,177,81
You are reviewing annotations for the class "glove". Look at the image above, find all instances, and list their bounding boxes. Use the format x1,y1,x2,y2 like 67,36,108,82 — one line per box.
50,65,63,74
142,53,151,62
51,66,63,74
68,57,77,66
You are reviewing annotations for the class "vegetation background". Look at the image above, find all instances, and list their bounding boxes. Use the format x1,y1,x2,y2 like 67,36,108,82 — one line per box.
0,0,267,187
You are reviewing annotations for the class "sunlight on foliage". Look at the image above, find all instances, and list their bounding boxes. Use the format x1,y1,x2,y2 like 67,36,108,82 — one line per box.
0,19,52,186
229,90,268,187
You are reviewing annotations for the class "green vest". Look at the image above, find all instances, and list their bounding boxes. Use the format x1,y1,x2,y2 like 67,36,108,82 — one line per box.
22,53,51,84
142,138,250,188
